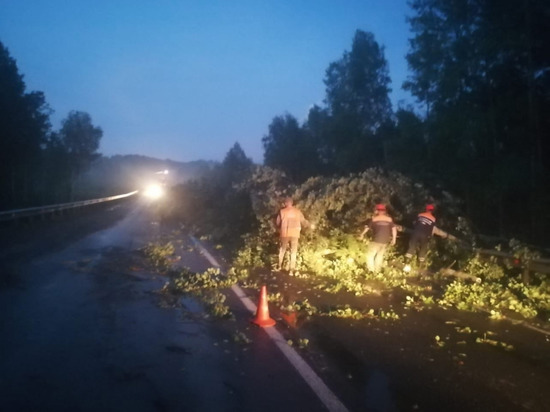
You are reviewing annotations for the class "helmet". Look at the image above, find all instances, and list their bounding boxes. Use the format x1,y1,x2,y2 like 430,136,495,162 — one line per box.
426,204,435,212
375,204,386,211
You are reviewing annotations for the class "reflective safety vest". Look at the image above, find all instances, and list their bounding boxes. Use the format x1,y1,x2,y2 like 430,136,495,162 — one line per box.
368,214,395,244
277,206,306,238
413,212,436,238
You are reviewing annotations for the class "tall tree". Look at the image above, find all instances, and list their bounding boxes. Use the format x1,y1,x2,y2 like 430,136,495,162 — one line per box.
262,113,320,182
0,41,52,208
173,143,256,249
381,107,427,176
222,142,253,185
405,0,550,242
59,110,103,199
303,105,330,170
320,29,393,173
40,132,71,203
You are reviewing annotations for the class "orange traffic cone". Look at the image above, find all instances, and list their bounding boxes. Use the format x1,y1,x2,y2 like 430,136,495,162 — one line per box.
251,285,276,327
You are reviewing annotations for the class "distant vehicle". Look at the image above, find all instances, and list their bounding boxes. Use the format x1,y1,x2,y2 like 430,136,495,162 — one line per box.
143,170,169,199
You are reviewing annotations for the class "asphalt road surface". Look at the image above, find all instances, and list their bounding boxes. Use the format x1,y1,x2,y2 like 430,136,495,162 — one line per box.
0,200,329,412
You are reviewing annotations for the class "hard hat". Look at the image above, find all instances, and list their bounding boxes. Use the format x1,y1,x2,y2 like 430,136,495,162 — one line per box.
426,204,435,211
375,204,386,211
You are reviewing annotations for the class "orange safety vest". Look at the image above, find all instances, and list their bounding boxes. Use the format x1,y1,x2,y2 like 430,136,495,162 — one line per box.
277,206,306,238
368,214,395,243
413,212,436,237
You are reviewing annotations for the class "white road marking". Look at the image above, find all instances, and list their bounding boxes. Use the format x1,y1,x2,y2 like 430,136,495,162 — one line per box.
190,236,349,412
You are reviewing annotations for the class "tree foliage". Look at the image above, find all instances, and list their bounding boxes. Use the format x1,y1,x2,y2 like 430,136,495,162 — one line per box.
324,30,393,130
262,114,320,182
59,110,103,199
404,0,550,242
0,42,52,207
256,14,550,243
0,41,105,209
222,142,254,185
262,30,394,178
171,143,256,250
319,29,393,173
381,108,427,177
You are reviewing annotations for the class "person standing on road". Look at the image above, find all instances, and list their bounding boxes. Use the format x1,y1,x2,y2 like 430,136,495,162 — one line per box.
404,204,456,271
359,204,397,273
276,197,311,276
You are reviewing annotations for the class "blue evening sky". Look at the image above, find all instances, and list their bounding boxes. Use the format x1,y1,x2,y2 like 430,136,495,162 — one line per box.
0,1,414,163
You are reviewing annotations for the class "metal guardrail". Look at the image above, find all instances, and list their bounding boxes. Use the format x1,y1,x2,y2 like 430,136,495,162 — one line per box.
399,224,549,283
0,190,139,222
475,248,550,284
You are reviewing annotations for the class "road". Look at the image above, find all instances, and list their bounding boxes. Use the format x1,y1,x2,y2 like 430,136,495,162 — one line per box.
0,200,329,412
1,199,549,411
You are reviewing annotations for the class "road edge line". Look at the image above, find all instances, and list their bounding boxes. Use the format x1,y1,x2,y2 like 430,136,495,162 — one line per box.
189,236,349,412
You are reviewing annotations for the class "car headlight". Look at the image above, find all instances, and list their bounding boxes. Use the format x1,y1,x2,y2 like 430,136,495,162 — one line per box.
143,184,164,199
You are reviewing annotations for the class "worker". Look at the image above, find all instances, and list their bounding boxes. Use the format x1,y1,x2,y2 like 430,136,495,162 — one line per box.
359,204,397,273
276,197,311,276
404,204,456,271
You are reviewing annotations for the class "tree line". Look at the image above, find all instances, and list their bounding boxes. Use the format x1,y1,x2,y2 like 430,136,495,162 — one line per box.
0,41,102,210
262,1,549,245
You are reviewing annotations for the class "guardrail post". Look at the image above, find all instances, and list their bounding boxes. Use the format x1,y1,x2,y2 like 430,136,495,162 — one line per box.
522,261,531,285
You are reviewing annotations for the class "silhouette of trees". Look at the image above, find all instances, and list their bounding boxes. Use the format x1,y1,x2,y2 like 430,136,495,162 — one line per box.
58,110,103,199
222,142,253,185
0,40,104,209
263,30,394,178
405,0,550,241
172,142,256,251
0,42,52,208
262,114,320,182
321,30,393,172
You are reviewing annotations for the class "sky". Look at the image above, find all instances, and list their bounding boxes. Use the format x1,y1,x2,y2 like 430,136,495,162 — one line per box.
0,0,414,164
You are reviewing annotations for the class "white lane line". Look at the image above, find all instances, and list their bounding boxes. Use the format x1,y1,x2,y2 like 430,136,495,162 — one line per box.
189,237,221,268
521,322,550,336
189,236,349,412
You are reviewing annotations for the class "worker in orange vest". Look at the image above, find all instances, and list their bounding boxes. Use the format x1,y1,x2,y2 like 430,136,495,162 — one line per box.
359,204,397,273
404,204,456,271
276,197,311,276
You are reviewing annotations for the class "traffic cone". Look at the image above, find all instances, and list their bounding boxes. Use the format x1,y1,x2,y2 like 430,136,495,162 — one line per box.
251,285,276,327
281,311,297,328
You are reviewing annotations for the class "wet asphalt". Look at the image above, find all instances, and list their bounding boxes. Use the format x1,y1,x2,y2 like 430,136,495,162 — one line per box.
0,201,327,412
